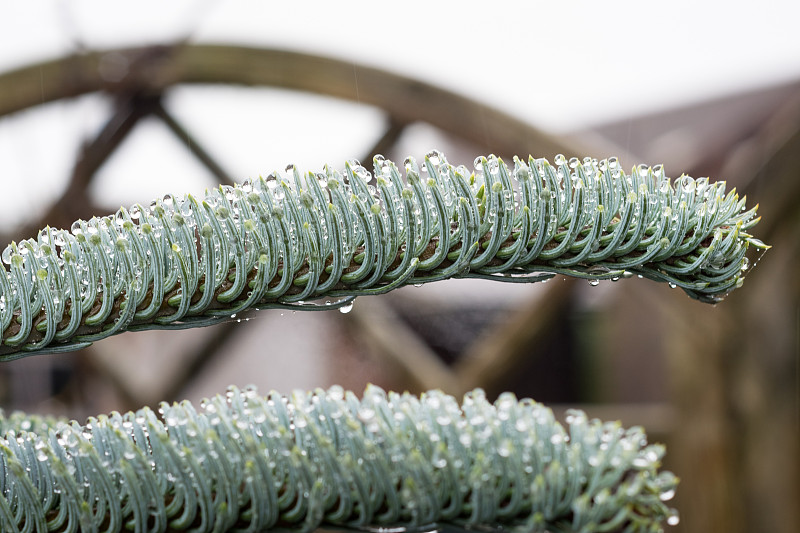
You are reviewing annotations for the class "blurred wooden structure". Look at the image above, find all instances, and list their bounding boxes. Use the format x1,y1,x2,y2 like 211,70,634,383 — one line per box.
592,86,800,533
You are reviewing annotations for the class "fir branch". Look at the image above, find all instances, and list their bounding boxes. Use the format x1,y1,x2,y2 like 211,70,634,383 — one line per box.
0,385,679,533
0,152,767,357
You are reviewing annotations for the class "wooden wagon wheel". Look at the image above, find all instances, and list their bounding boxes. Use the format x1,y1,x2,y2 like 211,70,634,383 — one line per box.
0,43,599,411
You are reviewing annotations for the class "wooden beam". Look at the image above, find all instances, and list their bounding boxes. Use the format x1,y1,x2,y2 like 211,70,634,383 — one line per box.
453,278,575,397
0,44,599,161
345,296,461,395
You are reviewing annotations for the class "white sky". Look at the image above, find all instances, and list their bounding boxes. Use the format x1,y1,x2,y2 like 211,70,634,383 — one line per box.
3,1,799,130
0,0,799,226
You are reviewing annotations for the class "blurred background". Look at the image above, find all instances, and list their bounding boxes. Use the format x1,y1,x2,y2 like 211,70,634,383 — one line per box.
0,1,798,532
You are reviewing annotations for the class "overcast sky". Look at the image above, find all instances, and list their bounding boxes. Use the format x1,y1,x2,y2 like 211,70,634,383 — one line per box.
3,1,799,129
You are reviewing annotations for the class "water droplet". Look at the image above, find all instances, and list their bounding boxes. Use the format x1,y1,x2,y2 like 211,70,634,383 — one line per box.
426,149,442,166
588,279,600,287
740,257,750,271
667,510,680,526
354,164,372,183
498,440,513,457
339,302,354,314
404,156,419,175
554,153,566,166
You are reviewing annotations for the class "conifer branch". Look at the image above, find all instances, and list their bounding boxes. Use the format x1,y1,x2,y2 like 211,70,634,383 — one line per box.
0,152,767,358
0,386,679,533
